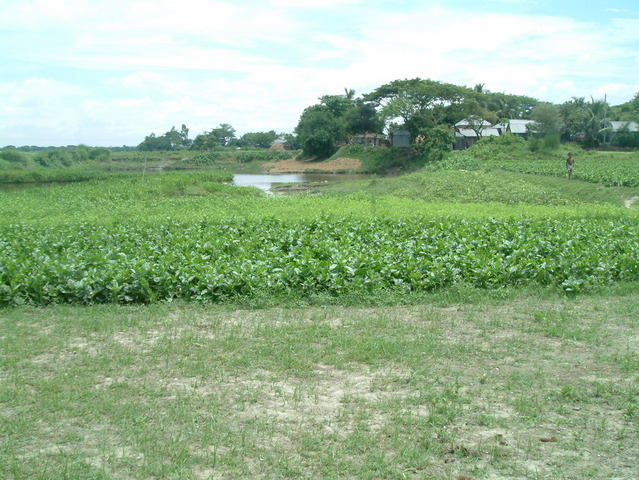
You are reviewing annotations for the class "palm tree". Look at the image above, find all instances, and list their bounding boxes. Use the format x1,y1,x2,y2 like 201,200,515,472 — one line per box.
343,88,356,101
583,97,610,147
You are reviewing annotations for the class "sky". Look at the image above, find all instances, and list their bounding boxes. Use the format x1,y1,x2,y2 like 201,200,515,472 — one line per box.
1,0,638,147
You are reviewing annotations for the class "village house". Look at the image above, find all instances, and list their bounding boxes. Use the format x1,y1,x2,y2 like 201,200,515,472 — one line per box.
350,132,387,147
390,129,411,147
452,118,500,150
504,119,534,138
609,120,639,134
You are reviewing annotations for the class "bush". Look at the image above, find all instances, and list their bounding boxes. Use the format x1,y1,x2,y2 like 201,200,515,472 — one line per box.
415,126,455,163
89,147,111,162
34,150,73,168
616,131,639,148
0,148,28,166
528,137,543,152
543,134,561,150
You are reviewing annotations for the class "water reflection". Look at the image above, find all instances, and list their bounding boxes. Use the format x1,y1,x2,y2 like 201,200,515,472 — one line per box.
232,173,371,192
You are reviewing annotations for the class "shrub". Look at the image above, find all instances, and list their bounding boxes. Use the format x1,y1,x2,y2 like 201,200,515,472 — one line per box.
0,148,28,166
34,149,73,168
528,137,543,152
543,134,561,150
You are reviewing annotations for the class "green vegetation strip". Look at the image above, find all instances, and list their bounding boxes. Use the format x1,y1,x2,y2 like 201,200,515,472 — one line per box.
2,217,638,306
434,149,639,187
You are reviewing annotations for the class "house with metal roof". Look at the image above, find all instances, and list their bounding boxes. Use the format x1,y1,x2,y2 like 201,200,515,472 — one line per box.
452,118,500,149
608,121,639,147
609,121,638,133
505,119,534,137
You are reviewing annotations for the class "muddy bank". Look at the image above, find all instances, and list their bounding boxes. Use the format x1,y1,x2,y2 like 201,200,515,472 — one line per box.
264,157,362,173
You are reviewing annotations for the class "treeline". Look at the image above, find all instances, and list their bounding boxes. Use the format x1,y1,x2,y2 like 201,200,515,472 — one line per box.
0,145,112,169
146,79,639,161
137,124,298,152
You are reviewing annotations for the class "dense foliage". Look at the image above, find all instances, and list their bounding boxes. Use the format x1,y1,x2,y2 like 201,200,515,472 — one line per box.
295,92,384,158
138,125,192,151
1,216,637,306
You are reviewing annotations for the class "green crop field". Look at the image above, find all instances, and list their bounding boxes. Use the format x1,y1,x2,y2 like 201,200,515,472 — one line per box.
2,145,639,479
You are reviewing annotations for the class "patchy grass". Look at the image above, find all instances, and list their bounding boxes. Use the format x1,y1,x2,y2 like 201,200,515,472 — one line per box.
2,293,638,479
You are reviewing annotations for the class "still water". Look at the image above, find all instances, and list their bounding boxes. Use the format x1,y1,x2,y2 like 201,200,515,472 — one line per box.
232,173,372,192
0,173,376,194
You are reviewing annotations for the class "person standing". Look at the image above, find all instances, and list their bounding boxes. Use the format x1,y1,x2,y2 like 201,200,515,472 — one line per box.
566,152,575,180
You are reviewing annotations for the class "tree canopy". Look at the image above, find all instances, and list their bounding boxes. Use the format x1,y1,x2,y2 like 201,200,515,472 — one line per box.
138,125,191,151
295,91,383,158
191,124,237,150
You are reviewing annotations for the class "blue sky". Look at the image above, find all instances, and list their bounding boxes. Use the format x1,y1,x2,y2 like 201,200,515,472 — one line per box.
1,0,638,147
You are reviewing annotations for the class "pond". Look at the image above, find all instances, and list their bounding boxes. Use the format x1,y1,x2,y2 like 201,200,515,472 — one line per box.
0,172,378,194
232,173,373,193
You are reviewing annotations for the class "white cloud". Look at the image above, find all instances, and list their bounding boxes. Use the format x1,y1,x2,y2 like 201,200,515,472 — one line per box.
1,1,639,146
270,0,362,7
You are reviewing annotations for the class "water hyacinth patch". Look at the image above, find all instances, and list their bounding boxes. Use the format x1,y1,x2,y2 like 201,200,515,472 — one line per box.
1,217,638,306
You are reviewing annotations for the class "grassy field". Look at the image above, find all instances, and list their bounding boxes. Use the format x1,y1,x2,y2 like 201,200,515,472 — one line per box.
2,293,638,479
1,144,639,478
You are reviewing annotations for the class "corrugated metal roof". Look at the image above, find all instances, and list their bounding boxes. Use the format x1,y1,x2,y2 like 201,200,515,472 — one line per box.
454,118,492,128
455,128,500,138
508,119,533,134
610,121,638,132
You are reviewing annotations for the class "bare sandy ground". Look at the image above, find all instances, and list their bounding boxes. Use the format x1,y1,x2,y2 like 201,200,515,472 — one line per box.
624,195,639,208
264,157,362,173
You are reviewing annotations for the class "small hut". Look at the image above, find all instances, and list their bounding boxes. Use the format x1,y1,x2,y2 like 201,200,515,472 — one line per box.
391,129,411,147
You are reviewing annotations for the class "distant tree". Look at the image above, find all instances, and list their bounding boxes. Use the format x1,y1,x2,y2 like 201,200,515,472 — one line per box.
609,91,639,122
282,133,300,150
293,90,383,157
560,97,589,142
0,147,28,166
527,103,563,136
211,123,237,146
478,91,538,120
295,104,346,158
460,99,499,138
138,125,192,151
34,149,73,167
179,124,191,148
238,130,279,149
363,78,472,137
343,87,356,100
191,124,237,150
137,132,172,151
71,144,90,162
415,125,455,163
346,99,384,135
582,98,610,147
89,147,111,161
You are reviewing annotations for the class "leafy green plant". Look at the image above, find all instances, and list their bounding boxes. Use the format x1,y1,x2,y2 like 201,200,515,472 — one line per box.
2,216,638,306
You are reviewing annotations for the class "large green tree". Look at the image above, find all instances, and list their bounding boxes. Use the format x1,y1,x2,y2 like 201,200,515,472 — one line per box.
528,103,563,135
237,130,279,149
294,91,383,158
610,91,639,122
138,124,191,151
295,104,346,158
582,98,610,147
191,123,237,150
478,91,538,120
363,78,472,137
559,97,611,146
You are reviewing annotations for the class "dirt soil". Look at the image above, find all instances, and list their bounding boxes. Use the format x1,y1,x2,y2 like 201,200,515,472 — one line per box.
263,157,362,173
624,195,639,208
